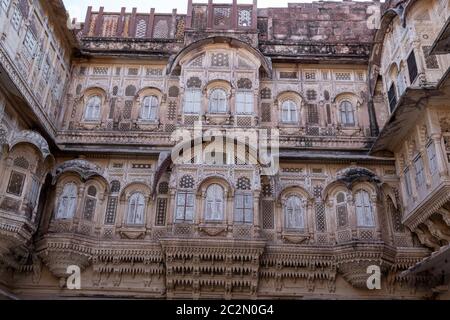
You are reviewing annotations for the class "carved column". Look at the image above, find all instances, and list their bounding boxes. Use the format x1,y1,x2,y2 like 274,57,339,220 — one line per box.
276,201,283,241
372,194,382,240
253,192,260,237
432,134,449,177
348,194,357,238
73,186,86,229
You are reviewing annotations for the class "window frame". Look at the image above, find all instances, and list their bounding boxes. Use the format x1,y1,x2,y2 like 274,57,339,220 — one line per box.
23,27,37,59
335,192,349,229
204,184,225,222
235,91,254,114
183,89,202,114
339,100,355,127
234,193,254,224
281,100,299,123
83,186,97,221
388,83,397,112
208,88,228,114
10,4,22,32
6,170,26,197
284,195,305,230
175,191,195,223
84,95,102,121
56,183,78,220
126,192,146,226
355,190,375,228
140,95,159,121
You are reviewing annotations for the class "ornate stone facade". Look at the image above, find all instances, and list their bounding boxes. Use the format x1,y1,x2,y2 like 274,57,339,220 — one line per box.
0,0,449,299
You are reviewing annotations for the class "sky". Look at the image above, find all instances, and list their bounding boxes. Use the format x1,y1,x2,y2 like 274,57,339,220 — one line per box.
63,0,372,21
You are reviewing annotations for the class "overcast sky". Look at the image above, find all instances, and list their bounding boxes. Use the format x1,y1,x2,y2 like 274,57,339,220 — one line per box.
63,0,372,20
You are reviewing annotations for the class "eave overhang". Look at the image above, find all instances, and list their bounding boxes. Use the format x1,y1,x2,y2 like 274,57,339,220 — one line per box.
430,16,450,55
401,244,450,278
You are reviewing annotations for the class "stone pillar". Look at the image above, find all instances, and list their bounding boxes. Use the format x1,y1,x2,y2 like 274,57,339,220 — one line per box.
432,134,449,177
167,189,176,228
348,193,357,238
73,186,86,228
253,192,260,237
276,201,283,241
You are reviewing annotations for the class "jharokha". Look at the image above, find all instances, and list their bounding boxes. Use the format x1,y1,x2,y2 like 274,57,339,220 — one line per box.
0,0,449,299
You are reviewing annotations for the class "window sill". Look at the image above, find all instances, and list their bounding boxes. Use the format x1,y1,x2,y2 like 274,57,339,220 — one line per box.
137,119,158,124
199,224,228,237
201,220,226,225
82,119,101,124
174,221,194,224
281,231,310,244
118,226,146,239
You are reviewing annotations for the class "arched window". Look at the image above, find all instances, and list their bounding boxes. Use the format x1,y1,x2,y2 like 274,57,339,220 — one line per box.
355,190,375,227
184,89,202,114
84,96,101,120
126,193,145,225
336,192,349,228
284,195,305,230
205,184,225,221
236,91,254,114
339,101,355,126
209,89,227,113
141,96,159,120
83,186,97,221
56,183,78,219
281,100,298,123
